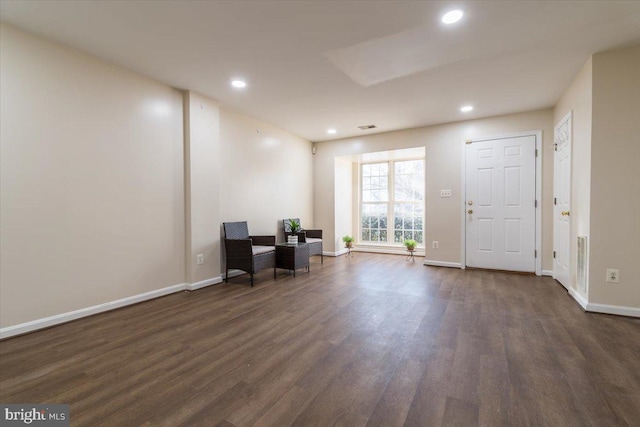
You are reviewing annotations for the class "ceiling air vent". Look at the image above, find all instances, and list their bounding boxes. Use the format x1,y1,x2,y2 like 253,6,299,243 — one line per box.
358,124,376,130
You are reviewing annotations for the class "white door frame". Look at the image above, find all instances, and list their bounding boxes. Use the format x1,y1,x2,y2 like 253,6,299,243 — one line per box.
460,131,542,275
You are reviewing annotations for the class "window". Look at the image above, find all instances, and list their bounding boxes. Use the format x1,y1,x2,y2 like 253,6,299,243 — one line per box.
360,158,424,245
393,160,424,244
361,163,388,243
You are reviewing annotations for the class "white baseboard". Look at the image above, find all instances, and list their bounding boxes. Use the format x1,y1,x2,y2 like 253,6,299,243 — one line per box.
423,260,462,268
0,282,187,340
542,270,553,277
571,286,640,317
568,287,588,310
1,270,266,339
324,249,348,256
586,302,640,318
186,276,223,291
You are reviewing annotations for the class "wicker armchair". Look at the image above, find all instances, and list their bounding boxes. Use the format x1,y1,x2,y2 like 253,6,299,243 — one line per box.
223,221,276,287
283,218,323,263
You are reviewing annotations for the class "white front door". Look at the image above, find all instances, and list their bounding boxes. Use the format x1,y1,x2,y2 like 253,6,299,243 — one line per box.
553,113,572,289
465,135,536,272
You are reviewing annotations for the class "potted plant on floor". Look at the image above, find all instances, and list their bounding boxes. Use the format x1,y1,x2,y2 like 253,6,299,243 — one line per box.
404,239,417,252
342,235,354,249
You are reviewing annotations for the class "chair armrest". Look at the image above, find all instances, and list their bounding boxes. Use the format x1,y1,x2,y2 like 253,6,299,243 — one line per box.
250,235,276,246
225,239,253,258
305,229,323,239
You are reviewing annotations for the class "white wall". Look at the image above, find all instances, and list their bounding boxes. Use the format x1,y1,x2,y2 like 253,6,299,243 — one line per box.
589,45,640,308
553,45,640,313
184,91,221,285
333,157,353,254
314,109,554,270
554,57,592,299
0,24,314,333
0,24,185,328
219,108,313,239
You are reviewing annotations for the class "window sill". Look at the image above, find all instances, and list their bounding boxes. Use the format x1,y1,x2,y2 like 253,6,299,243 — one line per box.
355,242,425,256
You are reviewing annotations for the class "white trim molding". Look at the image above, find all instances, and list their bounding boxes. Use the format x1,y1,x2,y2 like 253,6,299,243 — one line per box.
586,303,640,318
0,283,188,339
541,270,553,277
423,260,462,268
186,276,223,291
324,249,349,256
1,275,229,339
568,287,589,310
570,287,640,318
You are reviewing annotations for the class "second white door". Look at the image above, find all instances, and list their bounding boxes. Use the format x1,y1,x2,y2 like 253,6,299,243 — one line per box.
553,113,572,289
465,135,536,272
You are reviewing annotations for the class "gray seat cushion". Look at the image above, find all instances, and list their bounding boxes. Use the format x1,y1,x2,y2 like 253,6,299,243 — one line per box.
252,245,275,256
306,238,322,244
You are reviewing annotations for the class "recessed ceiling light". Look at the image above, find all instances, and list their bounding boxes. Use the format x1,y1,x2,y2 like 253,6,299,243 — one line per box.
231,80,247,88
442,10,463,24
327,129,337,135
460,105,473,112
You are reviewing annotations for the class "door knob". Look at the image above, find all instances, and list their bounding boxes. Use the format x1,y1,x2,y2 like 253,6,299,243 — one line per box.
467,201,473,206
467,209,473,214
561,210,570,216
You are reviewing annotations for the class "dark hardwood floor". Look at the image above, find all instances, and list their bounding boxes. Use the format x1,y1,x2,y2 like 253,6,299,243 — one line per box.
1,253,639,426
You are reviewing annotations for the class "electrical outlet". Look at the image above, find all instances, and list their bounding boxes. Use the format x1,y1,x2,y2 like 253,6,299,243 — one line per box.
432,241,439,249
440,189,452,198
605,268,619,283
196,254,204,265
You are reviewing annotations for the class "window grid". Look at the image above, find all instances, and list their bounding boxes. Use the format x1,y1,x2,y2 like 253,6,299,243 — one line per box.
361,203,387,243
362,163,389,202
393,160,424,244
360,158,424,246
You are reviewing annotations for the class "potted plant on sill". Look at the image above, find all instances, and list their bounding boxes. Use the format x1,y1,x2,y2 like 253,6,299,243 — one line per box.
404,239,417,252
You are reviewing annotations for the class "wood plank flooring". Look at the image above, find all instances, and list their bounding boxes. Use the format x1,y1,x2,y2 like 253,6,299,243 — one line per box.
1,253,639,426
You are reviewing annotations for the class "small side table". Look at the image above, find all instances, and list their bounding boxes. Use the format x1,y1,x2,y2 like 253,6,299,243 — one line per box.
276,243,310,277
345,244,354,258
406,249,415,262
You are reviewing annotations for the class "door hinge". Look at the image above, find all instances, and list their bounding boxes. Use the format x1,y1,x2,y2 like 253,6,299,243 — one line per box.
554,197,557,205
554,143,558,151
535,200,538,208
534,250,537,258
553,251,556,259
535,149,538,157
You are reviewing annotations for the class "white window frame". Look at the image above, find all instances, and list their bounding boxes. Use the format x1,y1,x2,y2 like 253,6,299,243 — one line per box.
359,157,425,248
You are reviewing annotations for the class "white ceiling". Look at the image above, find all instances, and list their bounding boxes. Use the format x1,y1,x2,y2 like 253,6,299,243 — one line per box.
1,1,639,142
